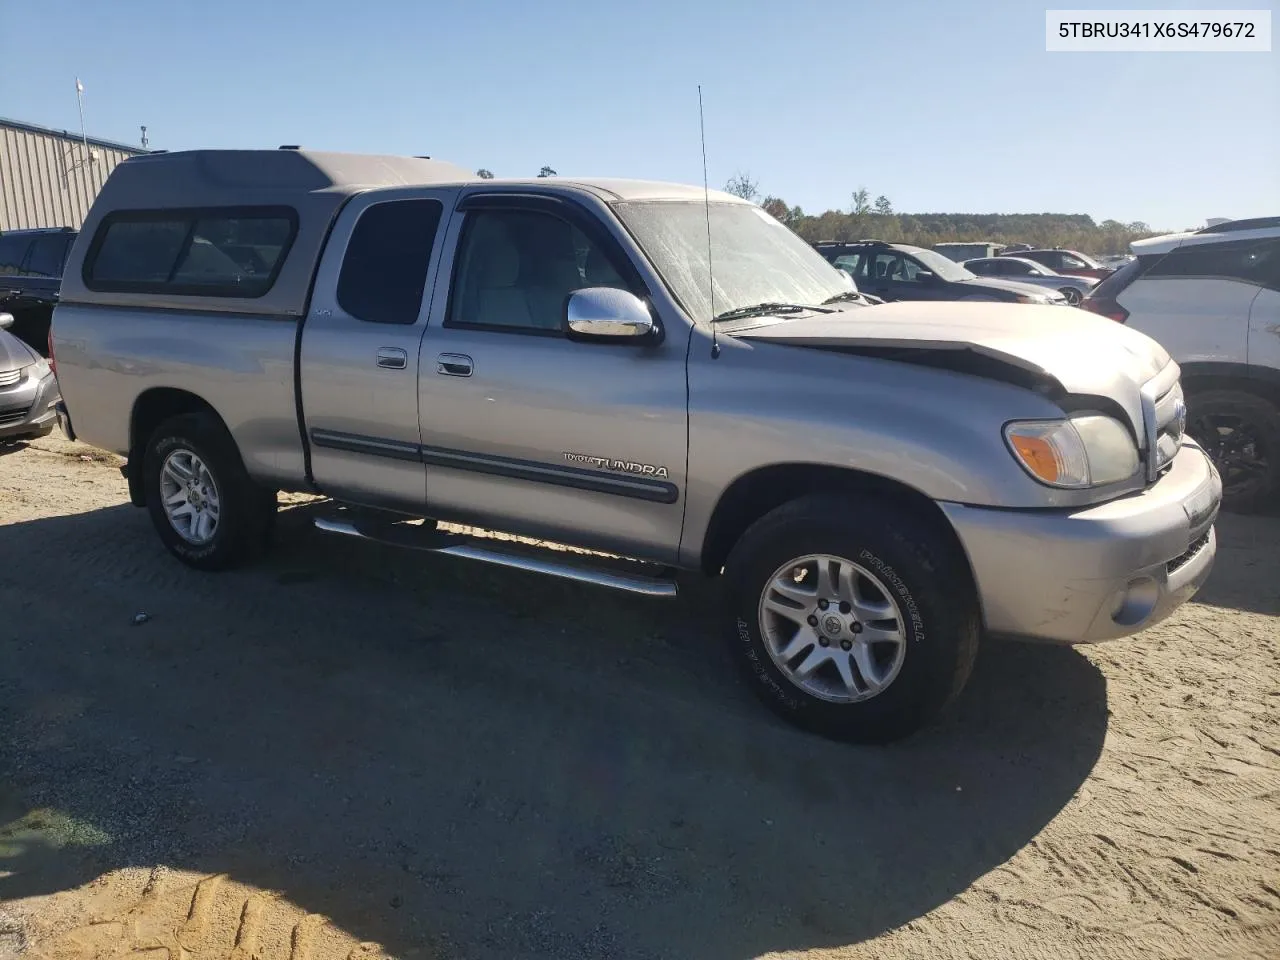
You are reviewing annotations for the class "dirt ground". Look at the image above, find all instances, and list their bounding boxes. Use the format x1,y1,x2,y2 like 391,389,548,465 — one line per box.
0,433,1277,960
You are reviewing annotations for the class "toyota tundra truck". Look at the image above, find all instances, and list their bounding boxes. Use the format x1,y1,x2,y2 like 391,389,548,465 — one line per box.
49,149,1221,743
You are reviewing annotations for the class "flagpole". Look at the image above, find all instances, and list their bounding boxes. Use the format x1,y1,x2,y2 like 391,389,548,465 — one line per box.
75,78,89,159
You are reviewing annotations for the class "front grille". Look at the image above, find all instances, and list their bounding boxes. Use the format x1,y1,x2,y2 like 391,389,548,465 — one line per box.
1167,532,1211,574
1142,367,1186,481
0,369,21,388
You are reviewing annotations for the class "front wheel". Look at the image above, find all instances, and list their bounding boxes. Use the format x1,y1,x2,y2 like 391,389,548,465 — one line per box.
723,496,979,744
1058,286,1082,306
143,413,277,570
1186,389,1280,514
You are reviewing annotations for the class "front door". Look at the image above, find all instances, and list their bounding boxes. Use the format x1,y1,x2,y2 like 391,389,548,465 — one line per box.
417,194,689,563
300,188,458,512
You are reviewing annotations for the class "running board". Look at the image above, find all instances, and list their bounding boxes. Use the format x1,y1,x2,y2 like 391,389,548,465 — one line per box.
313,516,678,597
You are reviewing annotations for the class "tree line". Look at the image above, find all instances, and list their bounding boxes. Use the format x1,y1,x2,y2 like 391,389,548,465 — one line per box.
724,172,1159,256
470,168,1160,256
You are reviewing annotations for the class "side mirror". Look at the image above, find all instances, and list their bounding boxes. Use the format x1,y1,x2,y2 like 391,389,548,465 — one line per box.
0,313,13,330
566,287,657,342
915,270,937,284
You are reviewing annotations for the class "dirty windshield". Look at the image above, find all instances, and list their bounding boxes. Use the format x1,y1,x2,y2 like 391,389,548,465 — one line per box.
614,200,852,322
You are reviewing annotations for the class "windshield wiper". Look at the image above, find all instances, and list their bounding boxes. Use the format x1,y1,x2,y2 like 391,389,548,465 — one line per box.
821,290,869,305
713,302,830,322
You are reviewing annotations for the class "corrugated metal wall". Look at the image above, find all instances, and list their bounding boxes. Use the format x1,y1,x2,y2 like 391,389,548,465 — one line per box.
0,121,142,232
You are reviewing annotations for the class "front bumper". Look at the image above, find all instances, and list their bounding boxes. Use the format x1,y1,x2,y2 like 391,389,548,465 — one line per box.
941,443,1221,644
0,372,59,442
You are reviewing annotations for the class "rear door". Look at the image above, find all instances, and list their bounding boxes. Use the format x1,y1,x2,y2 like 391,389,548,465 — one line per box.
1245,239,1280,373
416,191,689,563
1124,239,1259,365
300,188,458,512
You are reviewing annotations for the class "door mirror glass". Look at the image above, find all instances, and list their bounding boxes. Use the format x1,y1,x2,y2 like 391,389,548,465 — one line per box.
0,312,13,330
566,287,655,341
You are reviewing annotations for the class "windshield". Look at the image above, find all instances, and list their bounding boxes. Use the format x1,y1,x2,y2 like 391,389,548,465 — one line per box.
613,201,852,321
908,248,976,281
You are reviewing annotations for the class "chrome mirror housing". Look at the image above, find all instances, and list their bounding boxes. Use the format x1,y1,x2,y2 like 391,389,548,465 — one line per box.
566,288,656,341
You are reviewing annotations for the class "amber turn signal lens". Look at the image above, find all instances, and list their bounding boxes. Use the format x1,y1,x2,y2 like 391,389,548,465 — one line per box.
1008,434,1060,483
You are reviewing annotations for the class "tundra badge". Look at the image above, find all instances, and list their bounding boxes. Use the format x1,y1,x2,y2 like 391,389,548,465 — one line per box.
564,452,669,479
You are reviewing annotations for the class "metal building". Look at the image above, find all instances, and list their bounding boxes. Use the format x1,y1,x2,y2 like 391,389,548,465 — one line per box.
1,116,146,233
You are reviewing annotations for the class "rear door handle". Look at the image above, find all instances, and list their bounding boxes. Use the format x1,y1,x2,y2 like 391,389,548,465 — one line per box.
376,348,408,370
437,353,473,377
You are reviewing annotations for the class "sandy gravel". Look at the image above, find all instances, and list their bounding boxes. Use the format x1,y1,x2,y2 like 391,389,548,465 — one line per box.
0,434,1277,960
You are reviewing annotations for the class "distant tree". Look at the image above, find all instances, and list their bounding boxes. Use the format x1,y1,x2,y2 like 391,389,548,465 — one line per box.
538,166,557,178
789,205,804,223
849,187,871,216
1126,221,1150,233
476,168,495,179
760,196,791,221
873,195,894,215
724,172,760,202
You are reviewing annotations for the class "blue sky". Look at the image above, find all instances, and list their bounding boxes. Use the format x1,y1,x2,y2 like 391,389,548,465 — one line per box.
5,0,1277,229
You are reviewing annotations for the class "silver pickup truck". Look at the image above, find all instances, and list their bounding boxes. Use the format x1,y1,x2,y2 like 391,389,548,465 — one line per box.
50,149,1221,743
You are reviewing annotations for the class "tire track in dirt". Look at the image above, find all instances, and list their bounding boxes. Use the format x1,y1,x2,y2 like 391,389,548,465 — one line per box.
26,871,399,960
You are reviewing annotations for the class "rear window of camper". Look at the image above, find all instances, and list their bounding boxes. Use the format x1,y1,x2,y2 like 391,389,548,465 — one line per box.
84,207,298,298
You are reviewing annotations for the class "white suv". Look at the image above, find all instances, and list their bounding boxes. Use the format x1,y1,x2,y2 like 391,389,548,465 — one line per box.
1082,217,1280,512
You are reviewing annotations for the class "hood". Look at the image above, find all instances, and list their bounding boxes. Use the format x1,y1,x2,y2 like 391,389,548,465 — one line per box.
957,276,1064,299
0,329,39,373
727,300,1172,417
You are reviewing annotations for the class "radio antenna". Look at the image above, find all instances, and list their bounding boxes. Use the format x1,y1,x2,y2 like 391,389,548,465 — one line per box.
698,85,720,359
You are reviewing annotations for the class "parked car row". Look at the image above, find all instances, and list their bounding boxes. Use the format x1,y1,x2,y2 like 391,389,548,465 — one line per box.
813,241,1071,305
963,256,1097,305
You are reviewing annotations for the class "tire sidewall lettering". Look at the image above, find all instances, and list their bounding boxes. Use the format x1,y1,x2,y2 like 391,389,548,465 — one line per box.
858,548,925,643
737,616,801,711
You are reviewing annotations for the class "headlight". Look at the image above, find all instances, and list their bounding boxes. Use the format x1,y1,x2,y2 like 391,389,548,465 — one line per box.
21,359,51,380
1005,415,1140,487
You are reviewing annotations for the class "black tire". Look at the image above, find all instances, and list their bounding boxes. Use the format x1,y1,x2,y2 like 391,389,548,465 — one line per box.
142,413,277,570
1186,389,1280,514
1058,286,1082,305
723,495,979,745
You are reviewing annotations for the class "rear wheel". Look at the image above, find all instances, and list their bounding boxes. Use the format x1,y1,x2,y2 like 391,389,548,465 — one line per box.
1186,390,1280,514
143,413,277,570
723,495,979,744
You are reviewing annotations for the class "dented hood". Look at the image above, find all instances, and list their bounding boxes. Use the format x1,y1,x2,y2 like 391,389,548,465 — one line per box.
728,300,1172,397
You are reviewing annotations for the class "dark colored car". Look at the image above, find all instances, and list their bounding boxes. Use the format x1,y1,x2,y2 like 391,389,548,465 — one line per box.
0,226,77,356
813,241,1067,305
0,312,59,443
1011,248,1113,280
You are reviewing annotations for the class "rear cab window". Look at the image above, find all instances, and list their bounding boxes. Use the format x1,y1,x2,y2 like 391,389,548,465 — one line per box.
337,199,444,325
84,207,298,297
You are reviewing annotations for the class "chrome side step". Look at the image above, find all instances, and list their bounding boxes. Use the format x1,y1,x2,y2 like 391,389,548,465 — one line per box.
314,516,678,597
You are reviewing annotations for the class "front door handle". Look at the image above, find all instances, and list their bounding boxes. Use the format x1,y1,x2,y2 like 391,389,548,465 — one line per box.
437,353,473,377
376,348,408,370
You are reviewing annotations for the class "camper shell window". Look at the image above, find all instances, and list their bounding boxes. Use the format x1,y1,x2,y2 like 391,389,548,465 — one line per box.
83,206,298,298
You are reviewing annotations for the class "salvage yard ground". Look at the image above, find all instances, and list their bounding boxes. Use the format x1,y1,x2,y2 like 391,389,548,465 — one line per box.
1,434,1277,960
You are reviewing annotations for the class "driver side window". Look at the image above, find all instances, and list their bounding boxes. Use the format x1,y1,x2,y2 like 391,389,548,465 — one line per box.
873,253,923,283
447,209,634,334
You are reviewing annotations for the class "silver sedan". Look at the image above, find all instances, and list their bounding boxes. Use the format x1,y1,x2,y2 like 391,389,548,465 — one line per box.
0,312,59,445
963,256,1099,305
